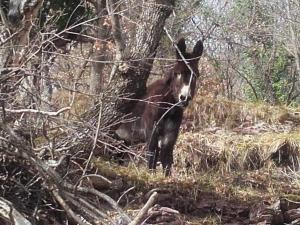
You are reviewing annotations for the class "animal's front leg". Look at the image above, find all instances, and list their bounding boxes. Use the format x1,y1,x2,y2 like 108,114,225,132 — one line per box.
147,130,159,172
160,139,175,176
160,123,181,176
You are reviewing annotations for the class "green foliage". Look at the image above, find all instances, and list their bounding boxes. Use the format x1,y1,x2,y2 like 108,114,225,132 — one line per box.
231,0,292,103
241,44,294,104
239,51,263,101
180,0,299,105
272,48,293,102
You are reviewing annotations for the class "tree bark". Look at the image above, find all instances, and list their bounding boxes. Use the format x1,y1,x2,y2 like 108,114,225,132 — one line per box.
263,47,278,104
87,0,175,128
39,50,55,110
90,0,110,95
0,0,44,105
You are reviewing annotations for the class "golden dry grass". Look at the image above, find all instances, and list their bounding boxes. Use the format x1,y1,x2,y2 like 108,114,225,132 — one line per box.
185,95,300,130
91,93,300,223
175,130,300,174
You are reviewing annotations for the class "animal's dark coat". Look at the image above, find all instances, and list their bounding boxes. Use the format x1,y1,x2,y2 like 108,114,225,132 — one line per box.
116,38,203,176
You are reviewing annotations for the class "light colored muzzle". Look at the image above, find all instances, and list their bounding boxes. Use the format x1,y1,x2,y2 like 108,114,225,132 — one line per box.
178,84,192,107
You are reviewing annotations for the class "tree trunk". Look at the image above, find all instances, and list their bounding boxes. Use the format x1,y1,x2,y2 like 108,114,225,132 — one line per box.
90,0,110,95
0,0,44,104
263,47,278,104
39,50,55,110
87,0,175,128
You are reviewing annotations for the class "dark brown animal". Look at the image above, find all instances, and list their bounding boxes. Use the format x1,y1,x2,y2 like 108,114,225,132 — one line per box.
116,38,203,176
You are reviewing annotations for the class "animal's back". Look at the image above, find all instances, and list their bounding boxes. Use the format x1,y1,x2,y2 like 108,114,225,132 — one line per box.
115,77,171,144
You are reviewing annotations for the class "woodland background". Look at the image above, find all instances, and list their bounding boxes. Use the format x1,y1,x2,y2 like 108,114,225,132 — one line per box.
1,0,300,224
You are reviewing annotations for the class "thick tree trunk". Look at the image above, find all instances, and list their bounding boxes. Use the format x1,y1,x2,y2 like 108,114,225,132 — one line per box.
88,0,175,128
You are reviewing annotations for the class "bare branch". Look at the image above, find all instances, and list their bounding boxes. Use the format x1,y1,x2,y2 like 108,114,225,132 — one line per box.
0,2,9,29
0,197,32,225
4,107,71,116
0,122,131,225
129,191,158,225
52,190,87,225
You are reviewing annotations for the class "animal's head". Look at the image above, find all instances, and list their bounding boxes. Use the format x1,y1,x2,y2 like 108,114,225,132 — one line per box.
169,38,203,107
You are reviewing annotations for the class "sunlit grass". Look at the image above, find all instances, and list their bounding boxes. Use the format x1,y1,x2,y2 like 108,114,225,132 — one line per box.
175,130,300,175
186,95,300,129
92,96,300,223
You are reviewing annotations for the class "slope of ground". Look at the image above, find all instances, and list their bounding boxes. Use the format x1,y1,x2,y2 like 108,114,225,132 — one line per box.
94,96,300,224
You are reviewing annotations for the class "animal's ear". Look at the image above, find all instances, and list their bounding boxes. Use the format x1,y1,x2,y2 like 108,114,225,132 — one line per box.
165,72,173,85
175,38,186,59
192,39,204,58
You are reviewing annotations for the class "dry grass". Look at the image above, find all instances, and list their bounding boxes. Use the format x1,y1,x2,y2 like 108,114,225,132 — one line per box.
91,95,300,197
93,154,296,203
185,95,300,130
52,90,92,116
94,157,213,194
185,215,221,225
174,130,300,174
91,94,300,223
177,94,300,178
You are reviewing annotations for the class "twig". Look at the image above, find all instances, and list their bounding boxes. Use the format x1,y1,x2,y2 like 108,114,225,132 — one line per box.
0,4,9,28
191,18,219,42
65,184,131,224
76,174,112,187
5,107,71,116
1,122,130,225
64,191,115,224
148,101,182,169
81,95,103,181
163,27,197,77
117,186,135,204
1,100,5,122
129,191,158,225
52,190,87,225
230,64,258,100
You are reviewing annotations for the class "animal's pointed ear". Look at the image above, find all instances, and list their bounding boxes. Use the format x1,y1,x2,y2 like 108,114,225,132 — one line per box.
165,71,173,85
193,39,204,58
175,38,186,59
